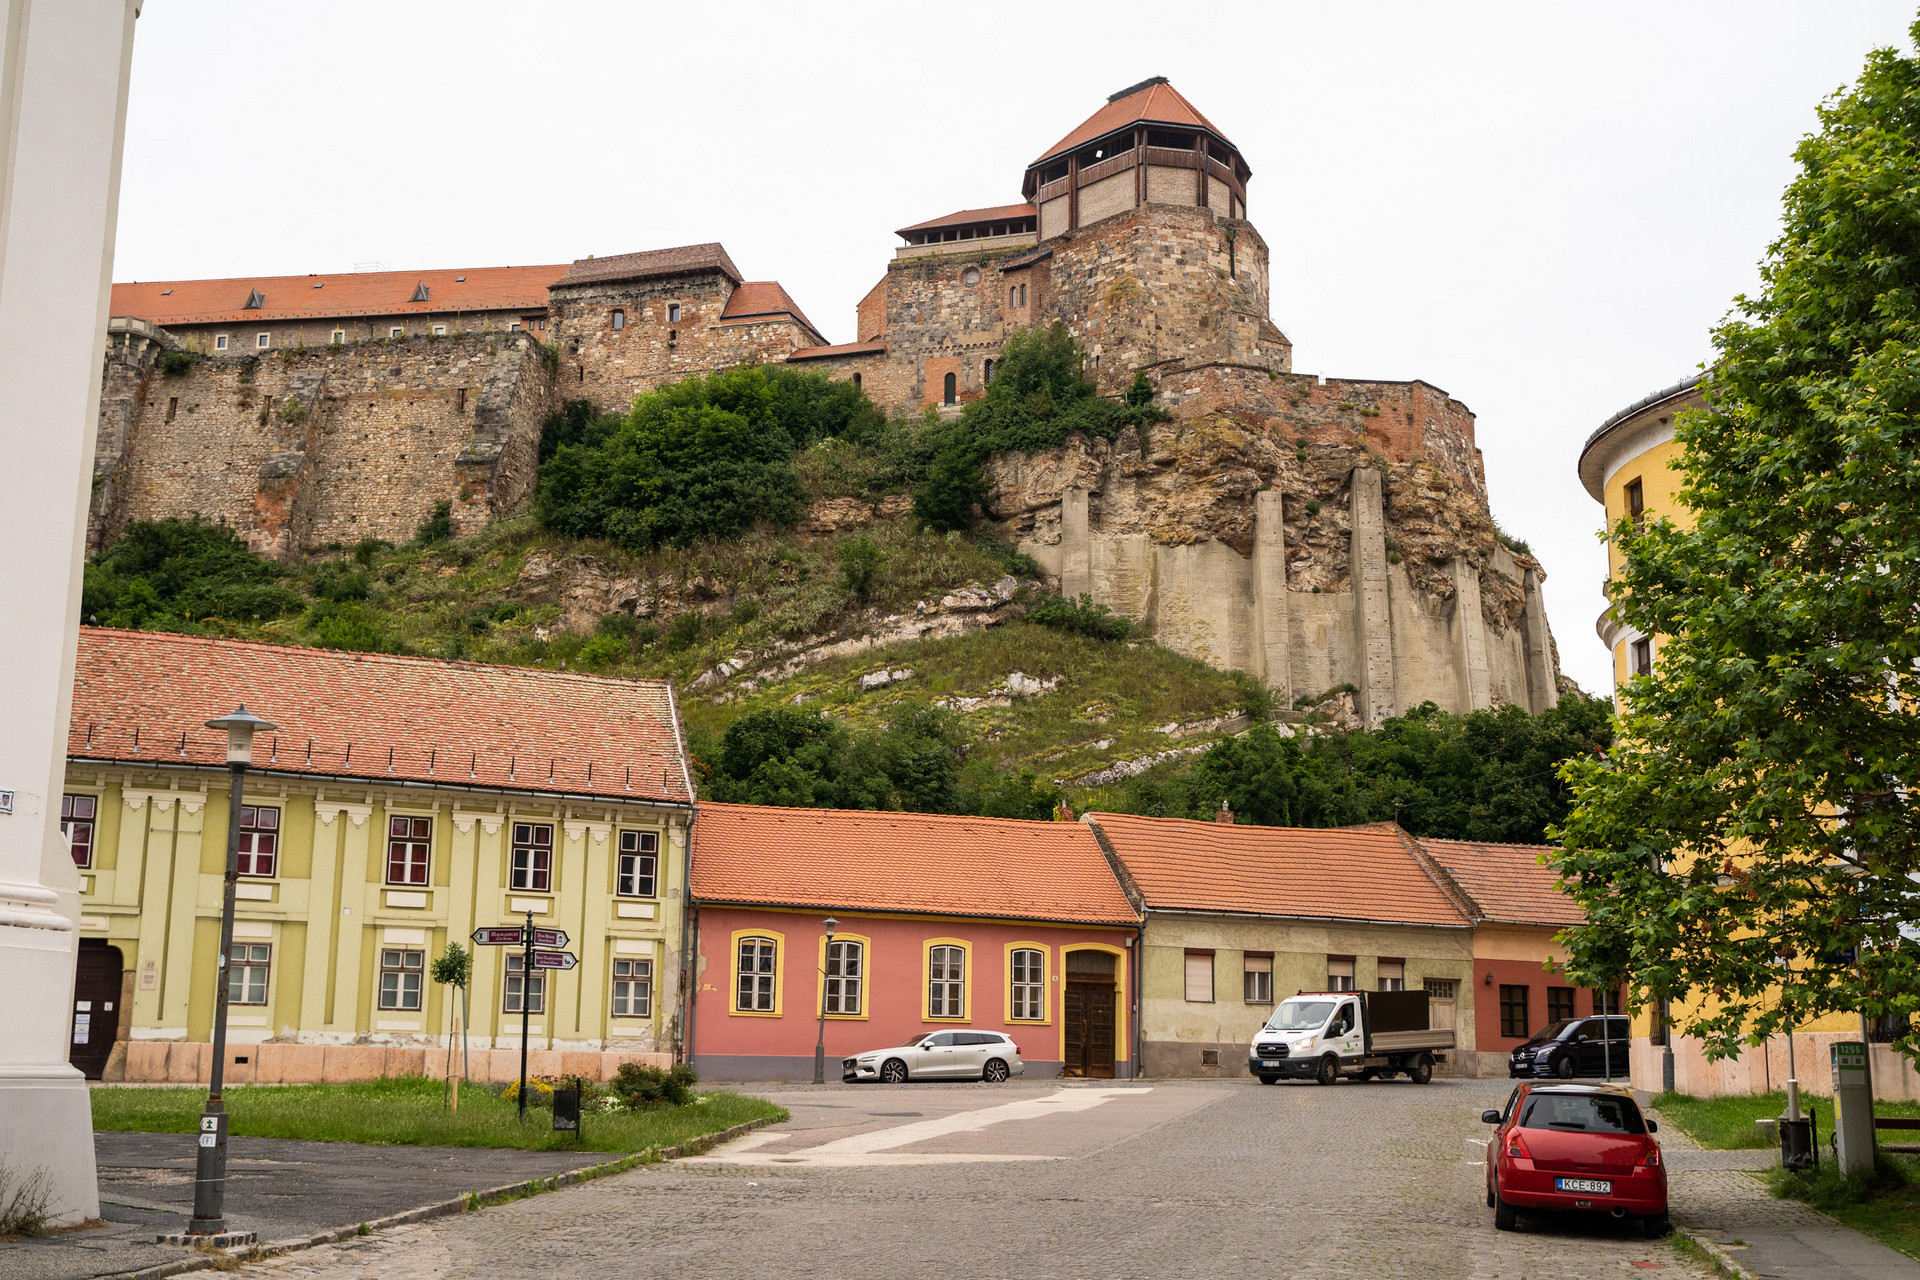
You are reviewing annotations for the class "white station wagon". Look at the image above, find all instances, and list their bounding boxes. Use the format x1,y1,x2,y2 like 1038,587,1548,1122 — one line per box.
843,1030,1026,1083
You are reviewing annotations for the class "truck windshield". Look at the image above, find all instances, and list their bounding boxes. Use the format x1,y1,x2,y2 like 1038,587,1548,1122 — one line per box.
1266,1000,1335,1031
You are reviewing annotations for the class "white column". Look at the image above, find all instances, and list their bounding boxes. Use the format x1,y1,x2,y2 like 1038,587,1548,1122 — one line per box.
0,0,140,1227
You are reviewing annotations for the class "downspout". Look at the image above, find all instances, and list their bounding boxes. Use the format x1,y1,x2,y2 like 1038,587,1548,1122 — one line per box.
679,808,698,1068
1134,910,1147,1080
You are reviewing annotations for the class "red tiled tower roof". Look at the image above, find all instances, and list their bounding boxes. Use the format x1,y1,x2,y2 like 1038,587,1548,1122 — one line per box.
1032,77,1232,166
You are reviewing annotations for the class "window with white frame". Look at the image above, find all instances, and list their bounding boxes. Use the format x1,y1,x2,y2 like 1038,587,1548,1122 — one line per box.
390,326,403,338
825,939,863,1014
612,957,652,1017
1377,959,1406,992
510,822,552,892
1185,951,1215,1002
504,952,544,1014
737,937,776,1011
1243,952,1273,1004
379,948,424,1010
386,815,431,885
61,794,97,868
331,329,344,345
1010,948,1045,1020
928,945,965,1017
611,308,625,330
256,333,271,349
1327,956,1356,992
237,804,279,876
617,830,657,897
228,943,270,1005
214,334,229,350
431,324,447,336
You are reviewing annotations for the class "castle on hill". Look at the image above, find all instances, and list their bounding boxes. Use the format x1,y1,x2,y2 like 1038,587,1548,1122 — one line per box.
92,78,1560,724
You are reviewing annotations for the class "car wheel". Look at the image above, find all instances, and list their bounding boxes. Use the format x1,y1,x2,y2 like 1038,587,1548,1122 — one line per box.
1641,1212,1671,1238
1316,1055,1339,1086
1258,1074,1279,1085
1493,1191,1518,1232
1409,1056,1434,1085
983,1058,1010,1083
880,1058,908,1084
1485,1178,1495,1209
1554,1053,1577,1080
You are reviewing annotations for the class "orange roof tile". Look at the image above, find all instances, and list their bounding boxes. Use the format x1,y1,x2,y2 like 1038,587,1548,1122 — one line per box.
718,281,821,339
1417,838,1585,928
1086,814,1469,927
787,339,887,361
69,629,692,804
553,243,742,290
1032,78,1231,166
691,802,1138,925
109,265,566,329
895,203,1038,236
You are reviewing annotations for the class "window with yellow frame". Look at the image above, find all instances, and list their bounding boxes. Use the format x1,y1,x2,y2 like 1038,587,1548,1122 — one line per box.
819,931,872,1019
730,928,785,1016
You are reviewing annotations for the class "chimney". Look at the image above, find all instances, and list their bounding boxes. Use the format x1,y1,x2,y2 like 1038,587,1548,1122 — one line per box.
1053,800,1074,822
1215,799,1234,824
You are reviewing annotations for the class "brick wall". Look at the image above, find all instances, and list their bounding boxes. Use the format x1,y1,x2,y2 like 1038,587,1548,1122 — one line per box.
855,276,887,342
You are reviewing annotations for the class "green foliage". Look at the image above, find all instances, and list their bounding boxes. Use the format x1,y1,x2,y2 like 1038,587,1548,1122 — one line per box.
577,633,629,668
701,704,965,813
415,500,453,546
1117,694,1614,842
911,438,990,533
665,611,705,651
965,768,1062,820
1553,26,1920,1066
83,517,303,629
1025,593,1130,642
305,601,388,652
156,350,197,377
312,563,369,602
536,366,886,552
351,537,391,567
1125,370,1156,407
538,399,619,465
839,536,885,603
609,1062,698,1110
277,398,308,424
431,941,471,989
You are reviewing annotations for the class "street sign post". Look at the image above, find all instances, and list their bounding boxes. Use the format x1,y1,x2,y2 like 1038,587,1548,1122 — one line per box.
532,949,577,971
471,926,523,947
470,915,574,1122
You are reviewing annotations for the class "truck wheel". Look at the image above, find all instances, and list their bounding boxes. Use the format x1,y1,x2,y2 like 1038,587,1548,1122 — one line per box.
1493,1192,1518,1232
1315,1055,1339,1086
1409,1055,1434,1085
1358,1069,1378,1082
1258,1074,1279,1085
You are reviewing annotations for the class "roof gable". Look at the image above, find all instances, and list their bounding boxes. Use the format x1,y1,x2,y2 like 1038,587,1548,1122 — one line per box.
1032,78,1231,166
718,281,823,341
1416,837,1585,927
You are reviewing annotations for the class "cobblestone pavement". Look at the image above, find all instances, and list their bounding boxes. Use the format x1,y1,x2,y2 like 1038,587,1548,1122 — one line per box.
236,1077,1727,1280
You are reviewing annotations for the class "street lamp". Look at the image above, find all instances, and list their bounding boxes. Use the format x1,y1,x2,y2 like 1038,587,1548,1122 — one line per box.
813,916,839,1085
187,705,276,1237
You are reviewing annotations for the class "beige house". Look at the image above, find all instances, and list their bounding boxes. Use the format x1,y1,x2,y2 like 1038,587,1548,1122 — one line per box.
63,629,694,1084
1084,813,1477,1077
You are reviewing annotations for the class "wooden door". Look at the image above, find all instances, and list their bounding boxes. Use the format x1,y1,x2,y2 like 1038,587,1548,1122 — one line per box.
1063,984,1086,1075
1063,981,1116,1079
70,940,123,1080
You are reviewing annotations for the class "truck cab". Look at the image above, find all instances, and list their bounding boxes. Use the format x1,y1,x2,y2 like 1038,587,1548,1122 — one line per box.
1249,990,1453,1086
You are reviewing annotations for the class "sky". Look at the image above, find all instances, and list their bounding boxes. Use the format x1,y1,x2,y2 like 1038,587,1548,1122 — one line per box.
113,1,1920,697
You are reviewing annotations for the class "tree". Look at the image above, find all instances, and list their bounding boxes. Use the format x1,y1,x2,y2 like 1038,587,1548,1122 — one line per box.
1553,27,1920,1067
431,942,472,1104
700,705,964,813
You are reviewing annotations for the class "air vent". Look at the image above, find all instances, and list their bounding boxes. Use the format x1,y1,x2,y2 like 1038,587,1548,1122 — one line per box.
411,282,430,303
243,289,265,309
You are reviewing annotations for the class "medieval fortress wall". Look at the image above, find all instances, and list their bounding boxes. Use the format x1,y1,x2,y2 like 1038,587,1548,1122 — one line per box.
92,78,1559,721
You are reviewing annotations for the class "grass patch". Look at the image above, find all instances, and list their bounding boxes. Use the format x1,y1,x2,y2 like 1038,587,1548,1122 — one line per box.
1769,1152,1920,1261
89,1077,784,1154
1651,1091,1920,1150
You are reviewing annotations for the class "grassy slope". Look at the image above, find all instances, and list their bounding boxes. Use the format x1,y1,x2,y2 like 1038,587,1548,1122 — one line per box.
90,1079,783,1154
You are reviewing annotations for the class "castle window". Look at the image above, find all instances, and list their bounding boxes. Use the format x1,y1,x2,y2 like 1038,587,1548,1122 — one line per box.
215,334,228,351
1009,286,1017,308
331,329,344,345
456,387,468,412
943,372,956,405
984,358,995,384
963,267,980,287
256,333,270,349
611,308,625,330
431,324,447,336
509,322,520,331
1019,284,1027,306
1625,478,1645,530
165,396,178,424
390,327,403,339
851,372,862,389
668,303,681,322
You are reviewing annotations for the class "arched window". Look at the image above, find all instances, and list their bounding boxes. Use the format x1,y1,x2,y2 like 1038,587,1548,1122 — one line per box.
1009,286,1017,308
1010,948,1045,1020
737,936,777,1011
852,371,862,389
943,372,956,405
984,358,995,385
826,939,863,1014
962,266,980,287
928,944,965,1017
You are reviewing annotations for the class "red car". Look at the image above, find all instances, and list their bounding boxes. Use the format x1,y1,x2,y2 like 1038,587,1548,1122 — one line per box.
1483,1083,1669,1235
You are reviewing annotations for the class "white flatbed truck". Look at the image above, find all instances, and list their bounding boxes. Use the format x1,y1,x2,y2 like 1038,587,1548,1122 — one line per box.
1249,989,1453,1085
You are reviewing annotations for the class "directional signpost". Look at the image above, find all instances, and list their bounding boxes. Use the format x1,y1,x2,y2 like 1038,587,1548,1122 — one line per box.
471,913,576,1121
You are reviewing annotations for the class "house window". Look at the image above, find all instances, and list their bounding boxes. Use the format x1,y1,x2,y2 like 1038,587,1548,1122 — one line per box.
1631,637,1653,677
928,944,965,1017
236,804,279,877
214,334,229,351
611,308,625,330
390,327,404,338
826,939,863,1014
386,815,431,885
1243,952,1273,1004
613,957,652,1017
1423,978,1457,1000
1377,959,1405,992
228,943,270,1005
1592,987,1622,1016
510,822,552,892
378,948,424,1010
1547,986,1575,1024
1009,286,1017,308
509,321,521,332
737,937,777,1012
431,324,447,336
1327,956,1355,992
617,830,657,897
1184,950,1215,1002
504,952,544,1014
943,372,956,405
331,329,344,345
61,794,97,868
668,303,681,322
1650,995,1670,1047
1499,984,1530,1039
1010,948,1045,1020
1625,477,1645,530
256,333,270,349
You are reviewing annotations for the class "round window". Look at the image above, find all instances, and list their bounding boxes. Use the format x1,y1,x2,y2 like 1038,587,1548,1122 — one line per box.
962,267,980,287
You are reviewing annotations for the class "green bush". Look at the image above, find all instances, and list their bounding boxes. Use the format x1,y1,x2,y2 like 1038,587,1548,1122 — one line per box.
1026,593,1129,641
312,564,369,603
157,350,197,377
415,500,454,546
665,611,705,651
703,704,964,813
839,536,885,602
609,1062,698,1110
578,633,629,668
351,537,391,567
967,768,1062,820
83,517,304,630
305,601,388,652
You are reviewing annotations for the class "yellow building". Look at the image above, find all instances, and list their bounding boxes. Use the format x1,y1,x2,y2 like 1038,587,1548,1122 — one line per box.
1580,380,1918,1099
61,628,694,1084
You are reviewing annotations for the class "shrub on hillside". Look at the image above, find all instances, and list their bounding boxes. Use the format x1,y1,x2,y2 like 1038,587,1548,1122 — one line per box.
83,517,304,630
1025,593,1129,642
304,600,388,652
701,704,964,813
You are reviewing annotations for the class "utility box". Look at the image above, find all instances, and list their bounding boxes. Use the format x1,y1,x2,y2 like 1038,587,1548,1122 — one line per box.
1831,1041,1875,1175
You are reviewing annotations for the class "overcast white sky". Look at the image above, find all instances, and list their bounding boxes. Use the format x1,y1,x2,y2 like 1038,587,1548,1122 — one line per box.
113,1,1920,696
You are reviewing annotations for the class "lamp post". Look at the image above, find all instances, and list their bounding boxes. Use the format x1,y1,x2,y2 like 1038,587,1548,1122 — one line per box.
813,917,838,1085
187,705,277,1237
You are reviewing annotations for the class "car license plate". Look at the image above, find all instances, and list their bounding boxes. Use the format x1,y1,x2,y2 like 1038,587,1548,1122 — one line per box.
1556,1177,1612,1194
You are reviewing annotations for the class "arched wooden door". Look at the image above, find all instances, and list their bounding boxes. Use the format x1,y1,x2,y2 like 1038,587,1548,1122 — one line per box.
1061,949,1116,1078
70,939,123,1080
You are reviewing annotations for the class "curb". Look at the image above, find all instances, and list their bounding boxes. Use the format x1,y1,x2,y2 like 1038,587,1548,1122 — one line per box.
97,1114,782,1280
1674,1227,1760,1280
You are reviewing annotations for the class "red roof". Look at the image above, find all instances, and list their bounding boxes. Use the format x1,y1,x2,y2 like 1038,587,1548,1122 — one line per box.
1032,78,1230,166
895,203,1038,236
1086,814,1470,927
718,281,821,339
553,242,743,290
787,339,887,361
691,802,1138,926
69,629,692,805
109,265,566,328
1417,838,1584,928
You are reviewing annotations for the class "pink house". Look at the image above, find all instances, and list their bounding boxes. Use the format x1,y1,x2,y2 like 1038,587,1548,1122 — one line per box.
687,803,1141,1081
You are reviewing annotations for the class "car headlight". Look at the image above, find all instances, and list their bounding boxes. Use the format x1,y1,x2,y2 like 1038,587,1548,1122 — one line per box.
1535,1047,1556,1058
